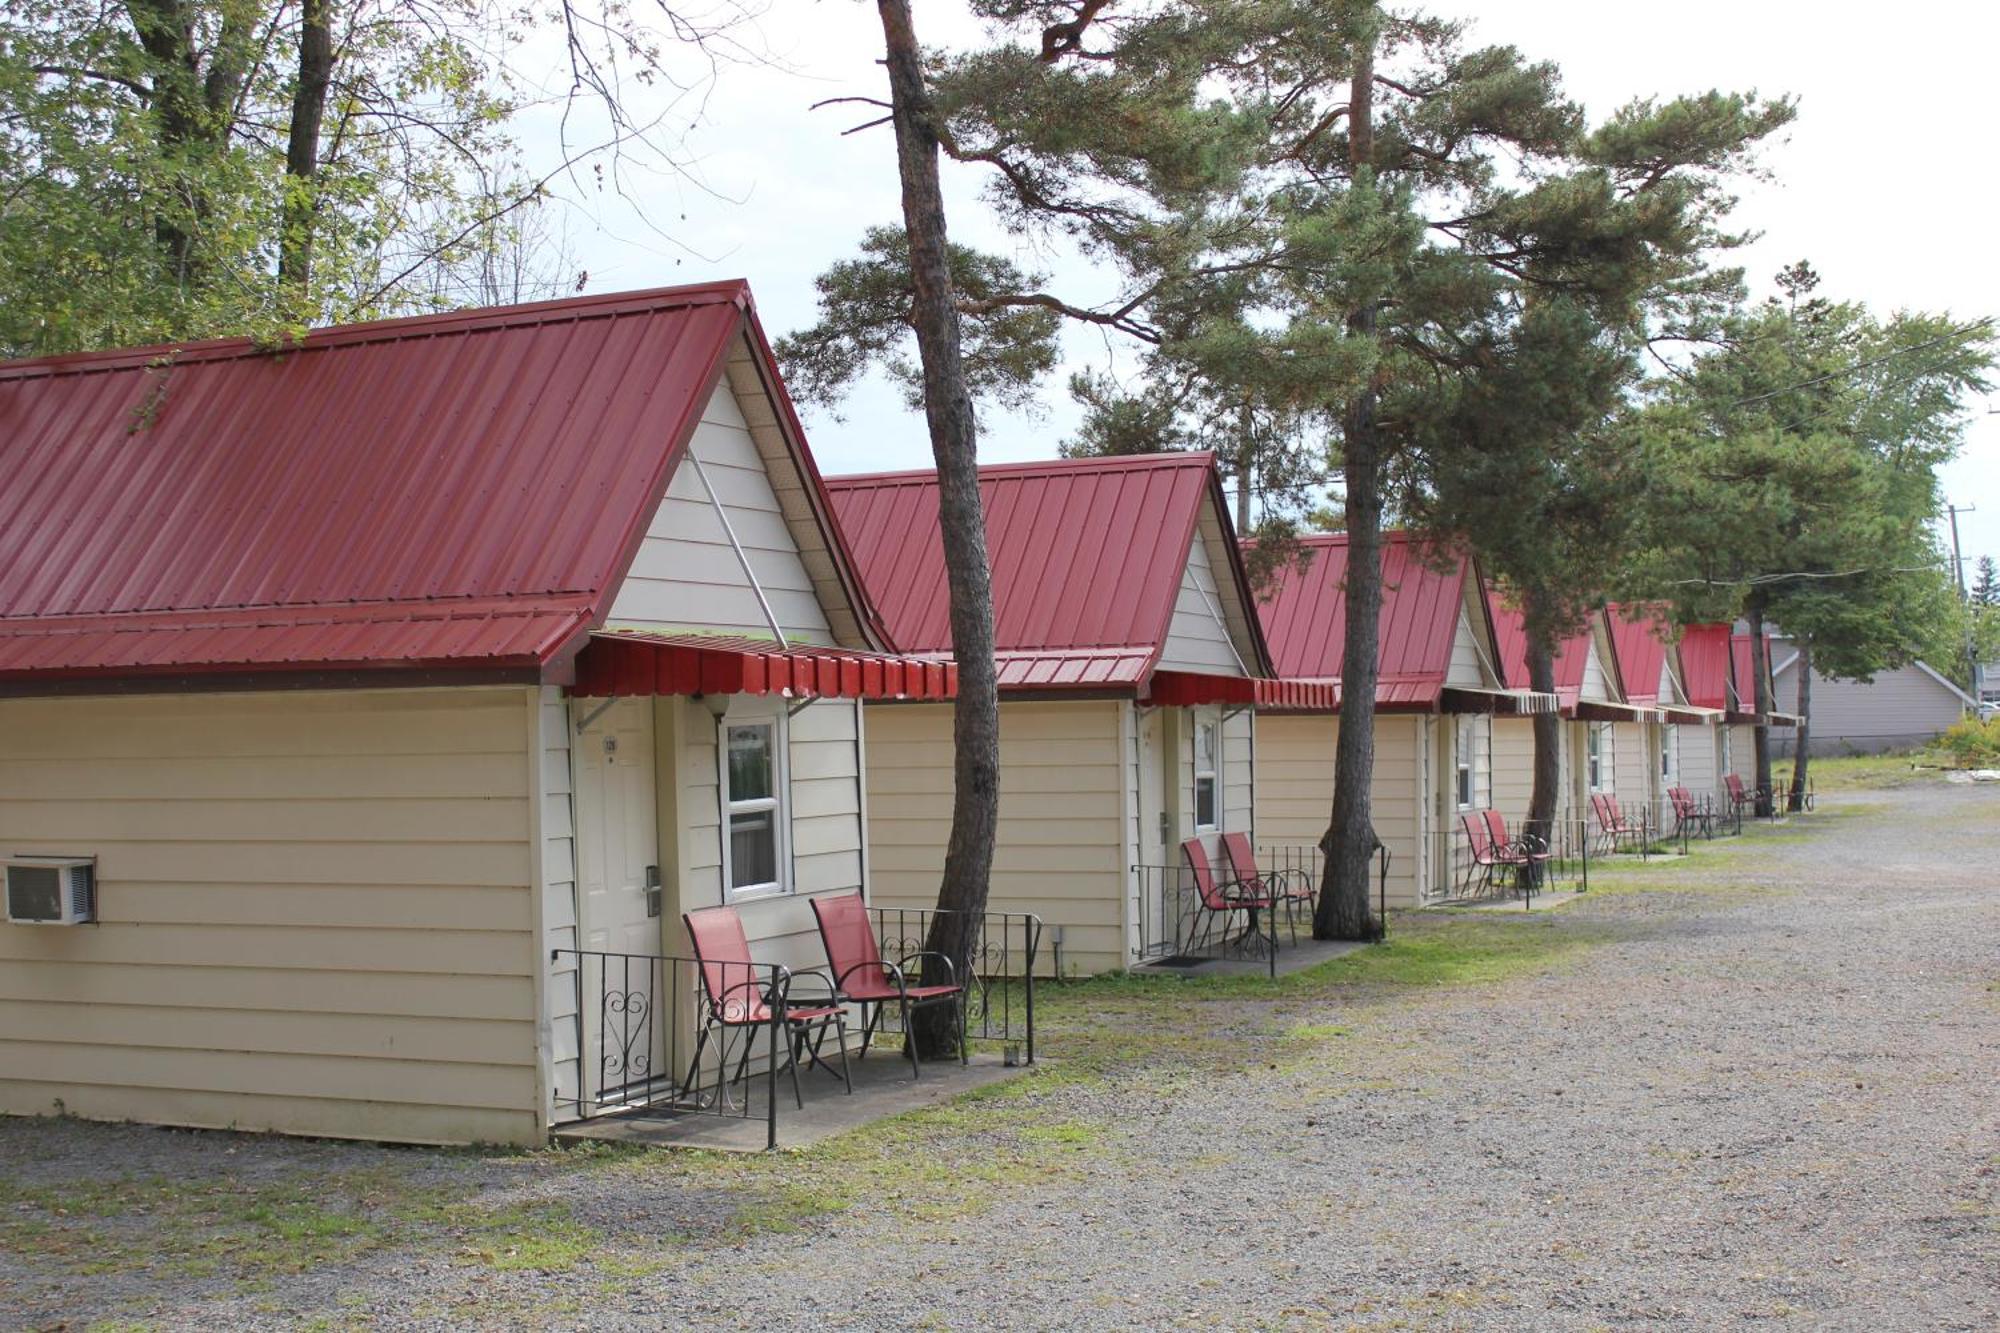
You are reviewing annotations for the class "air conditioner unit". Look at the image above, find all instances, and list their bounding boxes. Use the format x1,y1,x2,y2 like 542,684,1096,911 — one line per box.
4,857,96,925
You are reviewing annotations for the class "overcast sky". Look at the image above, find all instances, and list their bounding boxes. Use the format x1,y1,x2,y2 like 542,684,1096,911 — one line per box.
528,0,2000,574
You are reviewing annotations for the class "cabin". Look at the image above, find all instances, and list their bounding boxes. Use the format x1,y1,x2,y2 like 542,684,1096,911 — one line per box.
1729,631,1798,779
0,283,954,1146
1251,533,1550,906
1607,605,1720,829
1768,641,1975,756
1488,603,1655,837
1678,624,1741,795
826,453,1309,976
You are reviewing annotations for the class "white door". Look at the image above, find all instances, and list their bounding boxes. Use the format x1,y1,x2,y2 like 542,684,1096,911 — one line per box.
571,697,662,1107
1136,708,1176,956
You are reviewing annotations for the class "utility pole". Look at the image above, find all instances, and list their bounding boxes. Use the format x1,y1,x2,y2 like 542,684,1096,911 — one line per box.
1946,502,1982,700
1946,502,1974,595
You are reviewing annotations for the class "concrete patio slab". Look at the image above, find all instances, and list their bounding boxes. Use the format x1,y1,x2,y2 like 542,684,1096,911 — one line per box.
551,1050,1027,1153
1134,934,1369,978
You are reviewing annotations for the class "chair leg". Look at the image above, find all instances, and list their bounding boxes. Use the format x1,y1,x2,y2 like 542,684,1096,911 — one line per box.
786,1027,806,1110
901,996,921,1080
857,1004,881,1060
834,1016,853,1093
731,1026,757,1090
681,1022,713,1100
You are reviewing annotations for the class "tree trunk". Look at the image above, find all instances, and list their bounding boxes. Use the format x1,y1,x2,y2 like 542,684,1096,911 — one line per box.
1746,599,1774,817
1523,623,1562,853
279,0,334,294
1788,637,1812,812
124,0,258,287
1313,33,1382,942
877,0,1000,1057
1233,445,1252,533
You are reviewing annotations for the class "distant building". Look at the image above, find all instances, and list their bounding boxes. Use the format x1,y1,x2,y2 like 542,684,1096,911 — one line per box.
1771,640,1977,756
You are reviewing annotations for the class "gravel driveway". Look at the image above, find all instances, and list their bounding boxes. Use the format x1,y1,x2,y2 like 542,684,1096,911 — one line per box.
5,780,1996,1330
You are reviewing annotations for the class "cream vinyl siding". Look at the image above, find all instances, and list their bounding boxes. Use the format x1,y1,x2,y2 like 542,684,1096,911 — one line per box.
1729,725,1759,781
655,695,864,978
539,688,580,1126
1156,535,1247,675
1579,640,1610,702
608,379,834,643
1254,714,1423,908
1490,718,1536,826
1678,724,1720,798
864,700,1124,976
1446,608,1486,687
1223,709,1254,836
717,340,867,647
1612,721,1653,821
0,687,541,1146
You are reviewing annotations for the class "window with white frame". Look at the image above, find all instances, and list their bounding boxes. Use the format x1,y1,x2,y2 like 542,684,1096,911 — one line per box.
1193,712,1220,831
1587,723,1607,791
720,708,788,900
1455,720,1474,808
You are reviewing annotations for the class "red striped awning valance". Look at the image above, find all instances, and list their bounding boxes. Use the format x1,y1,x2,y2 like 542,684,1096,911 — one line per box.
571,631,955,701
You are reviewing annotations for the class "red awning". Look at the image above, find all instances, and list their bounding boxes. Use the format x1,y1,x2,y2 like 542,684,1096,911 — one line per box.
1142,670,1337,711
1441,686,1560,716
1575,700,1663,724
572,632,955,701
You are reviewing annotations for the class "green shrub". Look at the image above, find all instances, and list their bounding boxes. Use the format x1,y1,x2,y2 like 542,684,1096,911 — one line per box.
1938,715,2000,768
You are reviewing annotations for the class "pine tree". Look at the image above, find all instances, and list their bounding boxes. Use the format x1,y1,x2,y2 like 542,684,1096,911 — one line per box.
1974,555,2000,608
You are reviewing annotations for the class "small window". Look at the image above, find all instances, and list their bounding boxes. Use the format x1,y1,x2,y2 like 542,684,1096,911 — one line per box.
1587,724,1606,791
721,714,786,900
1455,721,1474,808
1193,714,1220,831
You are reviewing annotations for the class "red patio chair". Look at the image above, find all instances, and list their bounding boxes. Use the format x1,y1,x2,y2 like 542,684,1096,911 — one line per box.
810,891,964,1080
1591,793,1644,853
682,906,850,1110
1480,810,1551,894
1460,811,1506,895
1722,773,1769,823
1219,832,1312,943
1668,786,1715,839
1182,837,1281,960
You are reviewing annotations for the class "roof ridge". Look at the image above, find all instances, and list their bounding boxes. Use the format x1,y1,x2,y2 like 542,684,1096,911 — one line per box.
0,280,752,380
826,450,1217,487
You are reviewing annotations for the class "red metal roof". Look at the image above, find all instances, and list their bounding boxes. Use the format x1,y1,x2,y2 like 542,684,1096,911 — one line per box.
0,282,883,687
1679,624,1734,711
1732,631,1776,713
572,631,953,701
1256,533,1487,710
1488,598,1601,710
826,452,1271,694
1607,604,1673,706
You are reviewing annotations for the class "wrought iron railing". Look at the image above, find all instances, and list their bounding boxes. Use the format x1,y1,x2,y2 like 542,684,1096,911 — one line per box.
551,948,794,1149
1130,842,1390,976
865,907,1042,1064
1129,861,1285,976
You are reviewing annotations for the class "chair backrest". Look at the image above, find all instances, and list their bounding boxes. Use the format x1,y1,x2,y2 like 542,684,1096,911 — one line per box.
1607,795,1626,825
1481,809,1510,849
1181,838,1232,910
1669,786,1691,816
1589,793,1609,829
1460,812,1491,861
683,905,768,1023
1219,831,1263,889
1724,773,1745,800
810,891,887,989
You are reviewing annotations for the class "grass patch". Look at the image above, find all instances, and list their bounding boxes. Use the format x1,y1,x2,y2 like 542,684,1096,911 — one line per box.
1806,751,1942,791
